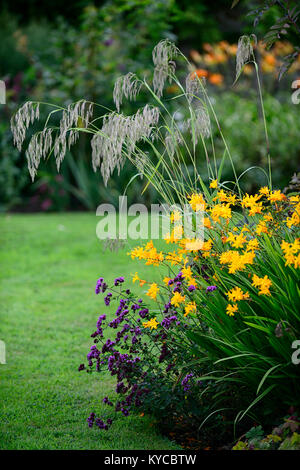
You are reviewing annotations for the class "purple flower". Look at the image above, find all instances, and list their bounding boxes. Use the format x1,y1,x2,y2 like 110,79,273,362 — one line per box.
138,308,149,319
161,315,177,330
87,412,95,428
121,408,129,416
181,373,193,392
103,396,113,406
206,285,217,293
114,277,125,286
104,293,112,306
188,285,196,292
95,277,104,294
78,363,85,371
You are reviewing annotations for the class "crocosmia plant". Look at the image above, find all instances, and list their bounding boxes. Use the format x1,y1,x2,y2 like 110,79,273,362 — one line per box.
11,38,300,446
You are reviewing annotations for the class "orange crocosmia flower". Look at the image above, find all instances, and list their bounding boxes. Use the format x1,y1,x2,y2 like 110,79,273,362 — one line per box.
264,53,276,66
191,69,208,79
204,217,212,229
208,73,224,86
189,49,202,63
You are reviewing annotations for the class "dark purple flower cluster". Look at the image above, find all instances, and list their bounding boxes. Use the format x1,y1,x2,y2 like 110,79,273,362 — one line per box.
95,277,107,294
159,343,170,363
161,315,177,330
114,276,125,286
103,396,113,406
108,299,129,329
83,274,203,433
206,285,217,293
87,412,113,430
181,373,194,392
104,293,112,306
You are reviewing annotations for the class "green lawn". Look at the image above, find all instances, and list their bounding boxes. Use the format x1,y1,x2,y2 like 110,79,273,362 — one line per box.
0,213,179,450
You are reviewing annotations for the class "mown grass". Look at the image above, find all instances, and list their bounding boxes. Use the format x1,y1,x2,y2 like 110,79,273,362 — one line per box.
0,213,179,450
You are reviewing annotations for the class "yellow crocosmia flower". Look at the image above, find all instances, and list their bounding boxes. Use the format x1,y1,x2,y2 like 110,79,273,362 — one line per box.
256,220,269,236
171,291,186,307
259,186,270,196
248,203,263,216
210,179,218,189
145,240,154,251
146,283,160,300
187,278,197,287
268,190,286,203
289,195,300,203
213,189,227,202
226,303,238,316
132,272,146,287
241,193,262,208
204,217,212,229
170,210,182,223
226,286,249,302
210,203,232,223
213,189,237,206
286,203,300,228
251,274,272,295
263,212,273,222
202,239,213,251
286,212,300,228
129,246,146,260
163,277,171,286
188,193,206,212
241,251,256,265
281,239,300,268
164,232,172,244
220,250,237,265
183,238,203,251
143,317,159,330
293,253,300,269
220,249,255,274
246,238,259,252
182,265,193,282
227,232,247,249
184,301,197,317
165,251,183,266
